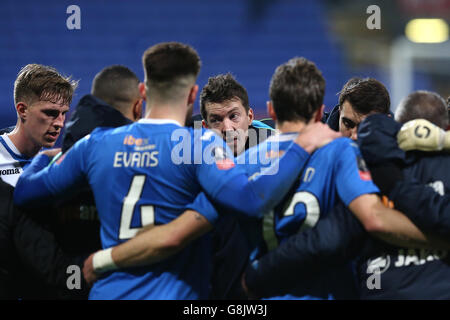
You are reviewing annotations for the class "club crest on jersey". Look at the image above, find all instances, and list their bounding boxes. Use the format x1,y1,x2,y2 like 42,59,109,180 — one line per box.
357,156,372,181
212,146,235,170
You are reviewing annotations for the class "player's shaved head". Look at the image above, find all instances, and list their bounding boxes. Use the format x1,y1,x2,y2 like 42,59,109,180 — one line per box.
91,65,140,114
142,42,201,102
395,90,448,129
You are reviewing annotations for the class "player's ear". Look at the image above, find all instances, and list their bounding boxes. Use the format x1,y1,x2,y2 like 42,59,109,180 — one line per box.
247,107,254,124
132,98,143,121
202,119,208,128
188,85,199,106
138,82,147,101
16,102,28,121
314,104,325,122
267,101,276,121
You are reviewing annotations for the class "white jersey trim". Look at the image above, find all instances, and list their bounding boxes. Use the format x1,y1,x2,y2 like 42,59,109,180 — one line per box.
265,132,298,143
0,134,23,158
138,118,183,127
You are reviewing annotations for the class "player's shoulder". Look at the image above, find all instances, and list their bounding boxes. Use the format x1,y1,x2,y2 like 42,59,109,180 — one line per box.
88,122,138,140
312,137,360,162
191,127,227,148
237,133,294,168
89,126,116,137
319,137,356,151
264,132,297,149
71,126,128,151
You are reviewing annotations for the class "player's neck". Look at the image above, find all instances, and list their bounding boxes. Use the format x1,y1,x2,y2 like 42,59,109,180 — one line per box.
7,126,41,158
145,101,187,126
276,120,309,134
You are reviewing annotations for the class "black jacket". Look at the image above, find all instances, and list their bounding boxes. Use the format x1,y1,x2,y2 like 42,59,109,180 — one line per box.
55,94,134,255
0,126,14,135
0,180,88,299
324,104,340,131
62,94,132,153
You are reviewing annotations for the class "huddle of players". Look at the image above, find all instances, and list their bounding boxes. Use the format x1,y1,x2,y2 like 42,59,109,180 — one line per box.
5,41,450,299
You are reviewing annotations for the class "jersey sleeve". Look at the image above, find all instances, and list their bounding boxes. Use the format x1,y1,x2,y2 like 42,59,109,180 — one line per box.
14,136,92,208
390,179,450,241
185,192,219,226
244,201,367,298
334,139,380,206
13,206,88,295
195,133,310,219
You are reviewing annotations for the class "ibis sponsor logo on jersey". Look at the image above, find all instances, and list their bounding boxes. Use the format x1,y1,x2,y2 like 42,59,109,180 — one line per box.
115,135,159,168
123,135,156,151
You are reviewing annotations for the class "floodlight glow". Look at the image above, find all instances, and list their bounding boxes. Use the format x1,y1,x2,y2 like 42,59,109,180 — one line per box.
405,19,448,43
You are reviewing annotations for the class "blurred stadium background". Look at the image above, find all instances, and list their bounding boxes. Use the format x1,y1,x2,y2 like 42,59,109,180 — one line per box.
0,0,449,143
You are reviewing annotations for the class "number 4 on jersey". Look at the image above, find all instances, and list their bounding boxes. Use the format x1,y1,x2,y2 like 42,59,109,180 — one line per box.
119,175,155,239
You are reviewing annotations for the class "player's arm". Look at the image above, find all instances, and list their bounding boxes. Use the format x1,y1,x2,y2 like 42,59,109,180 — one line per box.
333,137,448,249
83,192,218,285
242,202,367,298
356,115,450,246
397,119,450,152
348,193,435,248
198,122,341,218
14,137,90,208
83,209,213,285
389,180,450,242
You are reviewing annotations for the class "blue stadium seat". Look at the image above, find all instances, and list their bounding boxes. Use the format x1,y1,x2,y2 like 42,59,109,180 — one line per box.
0,0,351,128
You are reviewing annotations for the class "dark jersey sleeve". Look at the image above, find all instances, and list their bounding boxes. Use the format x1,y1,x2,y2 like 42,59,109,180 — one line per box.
1,180,88,299
390,180,450,242
12,206,89,298
244,202,367,298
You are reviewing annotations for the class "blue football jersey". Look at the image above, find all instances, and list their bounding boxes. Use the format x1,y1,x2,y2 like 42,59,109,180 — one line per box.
241,132,379,299
63,119,225,299
14,119,311,300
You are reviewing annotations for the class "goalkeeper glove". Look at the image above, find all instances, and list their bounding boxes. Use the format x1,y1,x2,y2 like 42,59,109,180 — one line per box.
397,119,450,152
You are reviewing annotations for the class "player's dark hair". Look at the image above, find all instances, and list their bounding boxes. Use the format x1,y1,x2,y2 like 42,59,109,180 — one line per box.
338,78,390,115
14,64,77,106
91,65,140,112
142,42,201,100
269,57,325,123
395,90,448,129
199,73,249,121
